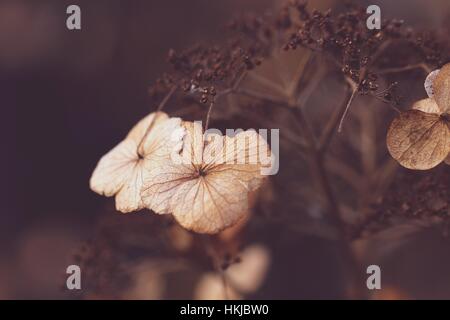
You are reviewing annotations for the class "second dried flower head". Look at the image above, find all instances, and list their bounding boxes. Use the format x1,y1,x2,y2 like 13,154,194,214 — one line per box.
387,63,450,170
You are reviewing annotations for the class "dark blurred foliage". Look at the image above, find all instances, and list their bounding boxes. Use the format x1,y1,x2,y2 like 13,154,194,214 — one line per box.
1,0,450,299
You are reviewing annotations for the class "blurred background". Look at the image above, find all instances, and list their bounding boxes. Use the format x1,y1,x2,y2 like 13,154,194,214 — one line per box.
1,0,450,299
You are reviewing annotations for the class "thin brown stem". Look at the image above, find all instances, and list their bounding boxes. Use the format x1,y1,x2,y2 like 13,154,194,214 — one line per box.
247,71,286,95
205,70,248,131
291,108,341,222
217,70,248,98
234,87,288,106
137,85,177,155
318,82,355,153
238,109,308,150
220,271,230,300
287,51,312,97
337,83,358,133
331,40,394,135
204,98,215,132
297,63,326,107
376,62,432,75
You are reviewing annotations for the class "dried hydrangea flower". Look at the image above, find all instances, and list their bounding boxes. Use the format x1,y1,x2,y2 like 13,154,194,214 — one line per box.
387,63,450,170
89,112,183,212
141,121,271,234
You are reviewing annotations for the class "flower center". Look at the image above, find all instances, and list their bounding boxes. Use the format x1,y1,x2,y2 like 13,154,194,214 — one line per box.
197,167,207,177
440,113,450,122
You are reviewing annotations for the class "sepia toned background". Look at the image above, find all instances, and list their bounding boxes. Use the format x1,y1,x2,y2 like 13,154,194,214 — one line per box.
1,0,450,299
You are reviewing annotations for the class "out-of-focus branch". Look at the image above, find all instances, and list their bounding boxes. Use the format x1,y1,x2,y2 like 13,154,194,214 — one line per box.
246,71,287,96
233,87,288,106
376,62,432,75
290,105,366,298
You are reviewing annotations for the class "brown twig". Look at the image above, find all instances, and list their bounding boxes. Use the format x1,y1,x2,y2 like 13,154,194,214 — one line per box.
318,81,356,153
334,40,394,134
246,71,286,95
204,98,215,132
137,85,177,155
337,83,359,133
205,70,248,131
234,87,288,106
376,62,432,75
